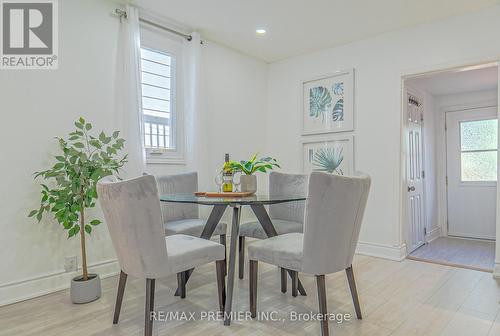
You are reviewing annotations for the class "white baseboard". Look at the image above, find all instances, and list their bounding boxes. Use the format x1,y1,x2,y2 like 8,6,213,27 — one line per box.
493,262,500,279
426,227,441,243
0,259,119,307
356,241,407,261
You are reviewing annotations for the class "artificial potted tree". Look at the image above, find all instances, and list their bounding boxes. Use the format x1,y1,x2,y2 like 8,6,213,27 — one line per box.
229,154,280,194
29,117,127,303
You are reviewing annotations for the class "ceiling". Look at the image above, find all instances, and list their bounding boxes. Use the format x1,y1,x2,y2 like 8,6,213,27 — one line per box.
407,65,498,96
133,0,498,63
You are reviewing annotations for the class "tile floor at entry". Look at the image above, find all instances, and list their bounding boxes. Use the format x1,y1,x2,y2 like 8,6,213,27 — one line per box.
408,237,495,272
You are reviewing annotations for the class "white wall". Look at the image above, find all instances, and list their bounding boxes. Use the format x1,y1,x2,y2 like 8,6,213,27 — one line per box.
266,6,500,260
0,0,268,305
0,0,120,305
200,41,268,192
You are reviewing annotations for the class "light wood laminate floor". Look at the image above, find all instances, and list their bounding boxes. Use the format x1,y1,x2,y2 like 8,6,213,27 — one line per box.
1,254,500,336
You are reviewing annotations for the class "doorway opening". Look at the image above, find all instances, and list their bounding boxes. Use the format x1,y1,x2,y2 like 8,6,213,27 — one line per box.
403,62,498,272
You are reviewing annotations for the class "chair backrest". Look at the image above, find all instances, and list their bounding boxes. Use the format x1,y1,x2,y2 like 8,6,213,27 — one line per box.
302,172,371,275
155,172,199,222
268,171,308,223
97,175,172,279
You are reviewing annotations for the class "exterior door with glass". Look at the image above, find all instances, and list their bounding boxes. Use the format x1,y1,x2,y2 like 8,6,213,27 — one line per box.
445,107,497,239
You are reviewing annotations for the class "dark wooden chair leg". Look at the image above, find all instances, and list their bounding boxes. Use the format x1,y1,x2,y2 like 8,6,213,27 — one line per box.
177,271,186,299
113,270,127,324
216,260,226,312
238,236,245,279
291,271,298,297
280,268,287,293
145,278,155,336
249,260,258,318
346,265,362,319
316,275,329,336
220,234,227,276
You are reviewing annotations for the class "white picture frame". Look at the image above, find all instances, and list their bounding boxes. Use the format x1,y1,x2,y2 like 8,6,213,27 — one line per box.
302,135,355,176
302,69,354,135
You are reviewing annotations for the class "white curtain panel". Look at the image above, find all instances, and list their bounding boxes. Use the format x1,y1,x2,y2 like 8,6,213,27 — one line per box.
115,5,145,178
184,33,209,189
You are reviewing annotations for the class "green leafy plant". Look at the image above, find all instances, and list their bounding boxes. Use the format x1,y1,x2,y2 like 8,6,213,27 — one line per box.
228,153,280,175
29,117,127,281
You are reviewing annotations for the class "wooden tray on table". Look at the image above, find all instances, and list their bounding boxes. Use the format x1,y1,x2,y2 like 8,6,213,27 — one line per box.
195,191,254,198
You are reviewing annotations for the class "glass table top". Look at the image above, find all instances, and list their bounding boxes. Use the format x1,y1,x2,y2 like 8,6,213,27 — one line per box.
160,193,306,206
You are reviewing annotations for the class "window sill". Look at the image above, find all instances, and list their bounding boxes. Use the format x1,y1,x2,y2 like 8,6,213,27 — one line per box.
146,157,186,165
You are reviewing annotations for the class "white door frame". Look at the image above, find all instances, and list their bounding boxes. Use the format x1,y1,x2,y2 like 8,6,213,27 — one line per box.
399,57,500,259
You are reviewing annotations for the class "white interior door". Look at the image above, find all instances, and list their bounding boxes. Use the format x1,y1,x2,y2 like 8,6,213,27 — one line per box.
446,107,497,240
406,92,426,252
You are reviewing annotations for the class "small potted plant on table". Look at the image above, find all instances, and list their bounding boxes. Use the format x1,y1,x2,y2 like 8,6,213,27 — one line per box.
29,117,127,303
229,153,280,194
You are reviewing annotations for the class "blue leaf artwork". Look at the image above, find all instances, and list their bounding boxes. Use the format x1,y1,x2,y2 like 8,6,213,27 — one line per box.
331,82,344,121
333,82,344,96
332,98,344,121
309,86,332,120
311,147,344,175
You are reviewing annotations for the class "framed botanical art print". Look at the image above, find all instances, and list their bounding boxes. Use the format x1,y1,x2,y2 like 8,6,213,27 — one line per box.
302,135,354,176
302,69,354,135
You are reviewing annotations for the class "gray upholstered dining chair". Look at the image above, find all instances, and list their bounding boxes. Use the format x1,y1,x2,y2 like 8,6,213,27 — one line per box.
97,175,226,336
155,172,227,240
154,172,228,295
248,172,371,336
238,171,308,286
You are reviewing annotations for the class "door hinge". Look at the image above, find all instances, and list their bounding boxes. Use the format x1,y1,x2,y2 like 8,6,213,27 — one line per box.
446,176,448,185
422,170,425,178
424,227,427,236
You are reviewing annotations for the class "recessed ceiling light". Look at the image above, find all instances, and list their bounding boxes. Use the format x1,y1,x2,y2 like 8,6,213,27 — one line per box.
256,29,266,35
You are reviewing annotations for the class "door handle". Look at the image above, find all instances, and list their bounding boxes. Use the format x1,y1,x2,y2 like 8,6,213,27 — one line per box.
408,186,415,192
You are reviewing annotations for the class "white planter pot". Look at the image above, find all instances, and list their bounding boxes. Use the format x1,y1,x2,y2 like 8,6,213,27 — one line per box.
71,273,101,304
240,175,257,194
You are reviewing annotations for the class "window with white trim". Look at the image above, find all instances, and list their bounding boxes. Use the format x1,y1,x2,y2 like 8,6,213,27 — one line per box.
141,48,174,149
140,27,184,164
460,118,498,182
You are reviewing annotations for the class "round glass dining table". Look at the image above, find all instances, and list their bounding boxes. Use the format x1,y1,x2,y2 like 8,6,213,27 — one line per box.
160,193,307,326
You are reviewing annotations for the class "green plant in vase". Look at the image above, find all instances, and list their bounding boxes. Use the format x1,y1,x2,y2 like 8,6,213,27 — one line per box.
228,153,280,193
29,117,127,303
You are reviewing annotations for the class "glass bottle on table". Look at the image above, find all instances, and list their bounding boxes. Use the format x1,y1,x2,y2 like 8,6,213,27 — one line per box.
222,153,233,192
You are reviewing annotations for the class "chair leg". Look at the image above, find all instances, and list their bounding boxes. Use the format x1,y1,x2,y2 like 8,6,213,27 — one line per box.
316,275,329,336
216,260,226,312
238,236,245,279
291,271,298,297
220,234,227,276
346,265,362,319
249,260,258,318
145,279,155,336
177,271,186,299
113,270,128,324
280,268,287,293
